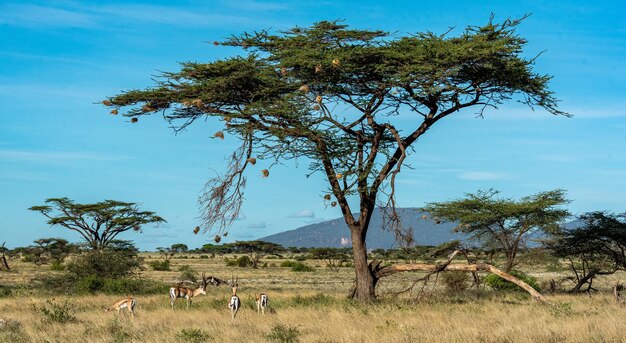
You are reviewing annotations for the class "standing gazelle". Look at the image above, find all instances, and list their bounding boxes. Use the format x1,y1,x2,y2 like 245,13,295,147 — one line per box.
255,293,269,314
104,297,136,317
170,272,209,309
228,275,240,319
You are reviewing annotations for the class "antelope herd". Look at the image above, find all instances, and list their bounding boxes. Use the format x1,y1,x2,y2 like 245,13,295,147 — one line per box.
104,274,268,320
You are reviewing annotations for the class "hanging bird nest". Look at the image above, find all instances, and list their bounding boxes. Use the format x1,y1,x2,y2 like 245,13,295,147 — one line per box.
313,104,321,111
102,100,112,106
246,157,257,165
224,116,232,122
131,117,138,123
331,59,340,67
214,131,225,139
213,41,220,46
324,194,331,201
280,67,287,76
193,226,200,234
142,104,154,112
298,85,310,93
261,169,269,177
110,109,118,115
241,42,248,49
183,100,192,107
336,173,343,179
214,235,221,243
315,65,322,73
315,95,322,104
192,99,204,108
421,215,427,219
133,225,141,232
331,201,337,207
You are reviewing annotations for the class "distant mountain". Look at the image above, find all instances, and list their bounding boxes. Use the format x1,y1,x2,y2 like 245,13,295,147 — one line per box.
258,208,466,249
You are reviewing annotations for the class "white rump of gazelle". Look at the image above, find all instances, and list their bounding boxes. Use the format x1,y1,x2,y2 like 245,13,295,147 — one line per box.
104,297,136,317
228,275,240,319
169,272,211,309
255,293,269,314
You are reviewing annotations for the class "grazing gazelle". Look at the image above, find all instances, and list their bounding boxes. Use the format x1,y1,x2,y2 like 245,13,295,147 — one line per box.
255,293,269,314
228,275,240,319
169,272,210,309
104,297,136,317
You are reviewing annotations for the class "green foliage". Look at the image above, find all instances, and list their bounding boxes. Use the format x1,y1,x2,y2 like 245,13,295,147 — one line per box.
149,260,171,271
178,264,197,282
225,255,253,268
549,302,574,318
29,198,165,251
50,261,65,271
68,248,142,278
0,284,12,297
484,270,540,293
280,260,298,268
290,262,314,272
423,189,569,271
177,328,212,343
35,299,76,323
441,271,469,292
266,324,301,343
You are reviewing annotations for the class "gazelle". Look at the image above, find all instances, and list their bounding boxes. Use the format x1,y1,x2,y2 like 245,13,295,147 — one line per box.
104,297,136,317
255,293,269,314
170,272,210,309
228,275,240,319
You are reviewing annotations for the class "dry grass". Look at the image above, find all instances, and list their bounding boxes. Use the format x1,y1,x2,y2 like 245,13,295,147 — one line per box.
1,255,626,342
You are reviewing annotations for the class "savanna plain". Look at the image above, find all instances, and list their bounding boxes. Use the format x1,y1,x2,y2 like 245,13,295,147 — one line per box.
1,254,625,343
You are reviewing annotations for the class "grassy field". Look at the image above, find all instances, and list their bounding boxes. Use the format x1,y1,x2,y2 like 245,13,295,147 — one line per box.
1,255,626,342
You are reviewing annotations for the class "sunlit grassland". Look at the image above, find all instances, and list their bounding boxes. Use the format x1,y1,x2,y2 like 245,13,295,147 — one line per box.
1,255,626,342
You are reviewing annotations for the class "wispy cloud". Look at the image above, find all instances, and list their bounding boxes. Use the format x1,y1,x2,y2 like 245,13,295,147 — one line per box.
457,171,508,181
246,221,266,229
0,3,98,29
287,209,315,218
0,149,130,163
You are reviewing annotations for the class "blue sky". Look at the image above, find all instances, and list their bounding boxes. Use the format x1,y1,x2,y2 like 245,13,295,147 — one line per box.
1,1,625,250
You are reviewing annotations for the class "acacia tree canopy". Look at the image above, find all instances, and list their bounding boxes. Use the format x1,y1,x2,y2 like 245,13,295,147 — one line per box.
548,211,626,292
106,18,567,301
423,189,570,272
29,198,165,251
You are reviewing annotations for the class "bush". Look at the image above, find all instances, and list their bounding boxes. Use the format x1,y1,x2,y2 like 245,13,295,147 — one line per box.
280,260,298,268
35,299,76,323
50,261,65,271
290,262,314,272
149,260,171,271
441,271,469,292
177,328,212,343
484,270,541,293
0,285,12,297
75,275,105,294
266,324,301,343
225,256,253,268
68,250,142,279
178,265,197,282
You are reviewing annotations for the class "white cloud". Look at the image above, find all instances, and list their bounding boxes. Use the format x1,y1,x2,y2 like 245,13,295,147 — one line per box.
287,210,315,218
457,171,507,181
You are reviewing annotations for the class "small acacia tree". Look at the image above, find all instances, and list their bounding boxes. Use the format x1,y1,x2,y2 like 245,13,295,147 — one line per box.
29,198,165,251
309,247,349,271
106,18,567,301
227,240,284,268
548,211,626,293
423,189,569,272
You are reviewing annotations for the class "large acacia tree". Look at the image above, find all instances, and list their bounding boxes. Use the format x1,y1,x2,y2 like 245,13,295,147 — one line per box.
105,18,567,301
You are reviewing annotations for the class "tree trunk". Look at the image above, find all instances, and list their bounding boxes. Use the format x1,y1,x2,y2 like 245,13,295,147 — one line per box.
570,271,596,293
349,226,376,301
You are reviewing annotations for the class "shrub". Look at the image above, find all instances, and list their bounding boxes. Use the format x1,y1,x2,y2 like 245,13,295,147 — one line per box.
199,255,209,259
177,328,212,343
75,275,105,294
68,250,142,279
178,265,197,282
35,299,76,323
0,285,12,297
149,260,171,271
290,262,314,272
280,260,298,268
441,271,469,292
50,261,65,271
484,270,541,293
266,324,301,343
226,256,253,268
